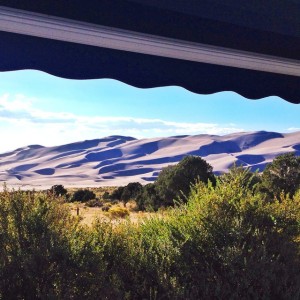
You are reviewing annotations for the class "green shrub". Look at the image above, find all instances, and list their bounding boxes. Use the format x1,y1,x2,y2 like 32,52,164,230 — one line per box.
110,186,124,200
121,182,143,206
155,155,215,206
110,183,143,207
0,188,108,298
49,184,67,197
71,189,95,202
102,191,110,200
1,164,299,299
136,183,161,211
178,171,300,298
261,152,300,199
106,167,300,299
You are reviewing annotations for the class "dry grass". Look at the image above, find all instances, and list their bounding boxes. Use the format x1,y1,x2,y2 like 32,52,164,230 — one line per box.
68,203,108,225
60,186,161,225
68,202,158,226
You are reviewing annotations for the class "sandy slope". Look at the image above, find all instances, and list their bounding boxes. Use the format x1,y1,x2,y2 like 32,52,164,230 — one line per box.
0,131,299,190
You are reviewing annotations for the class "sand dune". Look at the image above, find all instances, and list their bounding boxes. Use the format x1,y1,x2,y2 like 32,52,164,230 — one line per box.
0,131,299,189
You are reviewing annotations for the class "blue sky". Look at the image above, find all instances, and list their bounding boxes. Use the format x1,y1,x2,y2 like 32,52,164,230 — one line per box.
0,70,299,153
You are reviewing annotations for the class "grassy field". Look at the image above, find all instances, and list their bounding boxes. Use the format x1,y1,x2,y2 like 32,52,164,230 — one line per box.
67,201,158,226
65,186,160,225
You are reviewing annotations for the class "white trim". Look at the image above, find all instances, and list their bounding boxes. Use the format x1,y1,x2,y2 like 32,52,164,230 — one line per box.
0,6,300,77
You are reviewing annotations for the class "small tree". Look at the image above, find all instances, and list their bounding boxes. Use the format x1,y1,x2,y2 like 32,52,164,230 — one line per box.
72,189,96,202
50,185,67,197
110,186,125,201
102,191,110,200
155,155,215,206
136,183,161,211
121,182,143,207
261,153,300,199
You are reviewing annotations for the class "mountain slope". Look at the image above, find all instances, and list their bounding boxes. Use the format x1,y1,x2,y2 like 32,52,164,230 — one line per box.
0,131,299,189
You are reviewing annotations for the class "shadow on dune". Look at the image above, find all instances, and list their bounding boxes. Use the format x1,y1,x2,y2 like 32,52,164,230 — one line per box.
85,149,123,162
93,154,145,169
98,163,126,174
236,154,265,164
233,131,283,150
97,156,183,175
126,156,184,166
55,163,82,169
249,162,269,172
48,136,134,155
34,168,55,175
101,176,115,180
106,139,132,148
293,144,300,152
112,168,155,176
14,148,46,160
124,141,159,156
11,164,39,172
50,174,89,179
48,150,86,161
99,164,155,177
190,141,241,156
142,176,158,182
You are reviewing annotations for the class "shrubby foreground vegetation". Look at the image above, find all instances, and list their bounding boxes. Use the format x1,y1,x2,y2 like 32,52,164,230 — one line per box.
0,153,300,299
112,154,300,212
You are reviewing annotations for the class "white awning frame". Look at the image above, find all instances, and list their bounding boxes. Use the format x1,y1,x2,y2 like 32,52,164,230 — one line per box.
1,6,300,77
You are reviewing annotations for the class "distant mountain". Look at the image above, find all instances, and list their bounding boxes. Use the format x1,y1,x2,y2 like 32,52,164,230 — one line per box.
0,131,299,189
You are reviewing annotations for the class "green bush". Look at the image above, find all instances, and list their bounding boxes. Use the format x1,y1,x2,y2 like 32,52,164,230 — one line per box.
102,191,110,200
136,183,161,211
92,167,300,298
110,186,124,200
1,165,299,299
220,164,261,193
261,152,300,199
155,155,215,206
121,182,143,206
110,183,143,207
49,184,67,197
176,173,300,298
71,189,95,202
136,155,216,211
0,188,108,298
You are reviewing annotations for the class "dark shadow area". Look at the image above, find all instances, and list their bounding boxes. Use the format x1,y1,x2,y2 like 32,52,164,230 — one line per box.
190,141,241,156
236,154,265,164
233,131,283,150
34,168,55,175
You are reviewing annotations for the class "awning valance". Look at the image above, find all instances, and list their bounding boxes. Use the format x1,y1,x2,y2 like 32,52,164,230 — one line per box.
0,0,299,103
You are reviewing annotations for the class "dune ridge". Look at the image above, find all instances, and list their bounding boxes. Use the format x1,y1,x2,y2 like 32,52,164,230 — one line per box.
0,131,299,189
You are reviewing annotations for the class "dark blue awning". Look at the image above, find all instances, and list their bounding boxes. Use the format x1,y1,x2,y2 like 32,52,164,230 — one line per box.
0,0,299,103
